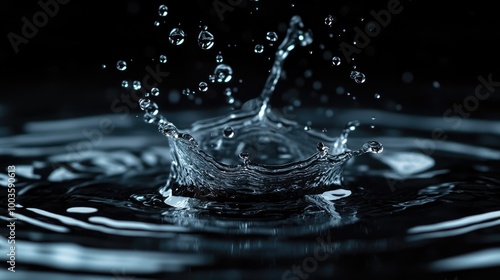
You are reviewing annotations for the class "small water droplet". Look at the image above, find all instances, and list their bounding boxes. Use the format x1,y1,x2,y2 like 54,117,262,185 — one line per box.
158,4,168,17
116,60,127,71
182,88,191,96
133,80,141,90
101,64,106,69
304,125,311,131
363,141,383,154
371,116,375,121
145,102,159,115
139,98,151,110
214,64,233,83
121,80,129,88
432,81,441,88
169,28,186,45
223,126,235,138
198,82,208,92
317,142,329,153
198,30,215,50
322,128,328,133
151,87,160,96
216,54,223,63
266,31,278,42
374,93,381,99
254,44,264,53
331,56,341,66
143,113,157,124
159,55,167,64
208,75,216,83
154,21,160,27
325,15,336,27
350,71,366,84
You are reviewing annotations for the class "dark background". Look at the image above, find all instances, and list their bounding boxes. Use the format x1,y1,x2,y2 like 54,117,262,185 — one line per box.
1,0,500,124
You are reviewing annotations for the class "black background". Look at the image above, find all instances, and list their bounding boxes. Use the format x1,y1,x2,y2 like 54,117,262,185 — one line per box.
1,0,500,123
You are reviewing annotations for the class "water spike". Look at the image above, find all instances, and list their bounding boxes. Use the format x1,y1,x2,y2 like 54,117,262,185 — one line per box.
257,16,313,120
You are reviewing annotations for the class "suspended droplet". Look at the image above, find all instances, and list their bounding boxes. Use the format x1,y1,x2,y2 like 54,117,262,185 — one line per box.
198,30,215,50
254,44,264,53
139,98,151,110
198,82,208,92
223,126,235,138
116,60,127,71
350,71,366,84
101,64,107,69
363,141,383,154
158,4,168,17
216,54,223,63
266,31,278,42
145,102,159,115
374,93,381,99
208,74,216,83
325,15,336,27
317,142,329,153
432,81,441,88
151,87,160,96
304,125,311,131
322,128,328,133
214,64,233,83
121,80,129,88
133,80,141,90
154,21,160,27
169,28,186,45
331,56,341,66
159,55,167,63
144,113,158,124
182,88,191,96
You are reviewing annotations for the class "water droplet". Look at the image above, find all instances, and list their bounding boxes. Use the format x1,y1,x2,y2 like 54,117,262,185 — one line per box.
363,141,383,154
374,93,381,99
214,64,233,83
158,4,168,17
154,21,160,27
350,71,366,84
322,128,328,133
223,126,234,138
159,55,167,64
304,125,311,131
101,64,106,69
198,30,215,50
133,80,141,90
254,44,264,53
182,88,191,96
216,54,223,63
208,75,216,83
198,82,208,92
139,98,151,110
317,142,329,153
266,31,278,42
145,102,159,115
325,15,336,27
169,28,186,45
121,80,129,88
433,81,441,88
116,60,127,71
144,113,157,124
151,87,160,96
331,56,341,66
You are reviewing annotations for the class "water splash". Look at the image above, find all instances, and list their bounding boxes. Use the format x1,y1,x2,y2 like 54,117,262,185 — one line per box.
150,16,383,203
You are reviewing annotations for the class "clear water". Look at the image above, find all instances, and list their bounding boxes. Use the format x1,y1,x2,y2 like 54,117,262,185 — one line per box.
2,8,500,280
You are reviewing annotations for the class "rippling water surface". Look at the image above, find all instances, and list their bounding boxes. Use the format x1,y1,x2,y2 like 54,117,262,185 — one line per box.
1,108,500,279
